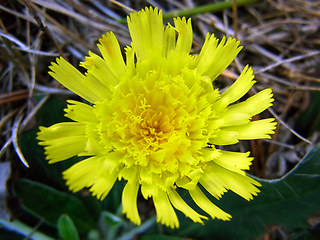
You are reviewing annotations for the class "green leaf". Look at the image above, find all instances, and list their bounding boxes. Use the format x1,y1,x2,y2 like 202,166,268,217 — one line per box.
173,146,320,239
140,234,184,240
58,214,80,240
36,96,69,127
13,178,96,232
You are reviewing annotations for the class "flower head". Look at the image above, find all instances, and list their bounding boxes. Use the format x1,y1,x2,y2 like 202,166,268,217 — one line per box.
38,7,276,228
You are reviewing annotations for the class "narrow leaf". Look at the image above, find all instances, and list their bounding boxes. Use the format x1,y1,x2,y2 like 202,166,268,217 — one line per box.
13,178,96,232
58,214,80,240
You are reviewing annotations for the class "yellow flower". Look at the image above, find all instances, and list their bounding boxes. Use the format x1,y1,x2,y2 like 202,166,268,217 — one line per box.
37,7,276,228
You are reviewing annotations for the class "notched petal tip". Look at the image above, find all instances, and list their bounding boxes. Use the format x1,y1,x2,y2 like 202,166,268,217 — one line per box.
48,56,63,74
127,6,164,60
96,31,126,78
128,6,160,20
195,35,242,80
48,56,104,103
153,189,179,228
122,181,141,225
189,186,232,221
168,188,207,225
172,16,193,54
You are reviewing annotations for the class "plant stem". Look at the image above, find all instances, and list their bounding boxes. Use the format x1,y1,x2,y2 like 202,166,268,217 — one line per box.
163,0,260,19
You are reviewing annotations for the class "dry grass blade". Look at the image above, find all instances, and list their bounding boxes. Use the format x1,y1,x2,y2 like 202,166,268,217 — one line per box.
20,95,49,130
11,113,29,168
0,90,29,105
0,109,19,130
110,0,135,12
232,0,238,38
268,108,313,145
255,51,320,74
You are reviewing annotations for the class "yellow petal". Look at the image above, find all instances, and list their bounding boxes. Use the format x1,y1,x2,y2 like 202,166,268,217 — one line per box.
89,168,119,200
37,122,87,163
199,172,227,199
118,165,138,181
173,17,193,54
37,122,85,140
200,147,221,162
195,35,242,80
80,51,118,93
210,129,239,145
215,110,251,127
141,183,156,199
64,153,122,199
49,57,105,103
124,46,135,76
228,88,274,117
189,185,231,220
209,162,261,200
176,168,202,190
65,100,98,123
214,65,255,113
167,188,207,224
42,136,86,163
63,156,104,192
83,123,106,156
223,118,277,140
122,180,141,225
140,167,153,184
163,25,176,57
214,150,253,174
163,171,179,188
97,32,126,79
153,189,179,228
128,7,164,60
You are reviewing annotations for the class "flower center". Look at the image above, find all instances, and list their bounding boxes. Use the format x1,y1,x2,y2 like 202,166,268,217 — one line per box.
96,68,217,179
135,100,178,150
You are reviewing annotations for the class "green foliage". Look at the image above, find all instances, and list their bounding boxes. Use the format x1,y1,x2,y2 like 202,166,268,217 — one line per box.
13,178,96,232
36,96,70,127
141,235,184,240
58,215,80,240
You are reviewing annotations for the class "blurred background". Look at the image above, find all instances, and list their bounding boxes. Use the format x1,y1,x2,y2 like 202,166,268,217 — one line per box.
0,0,320,239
